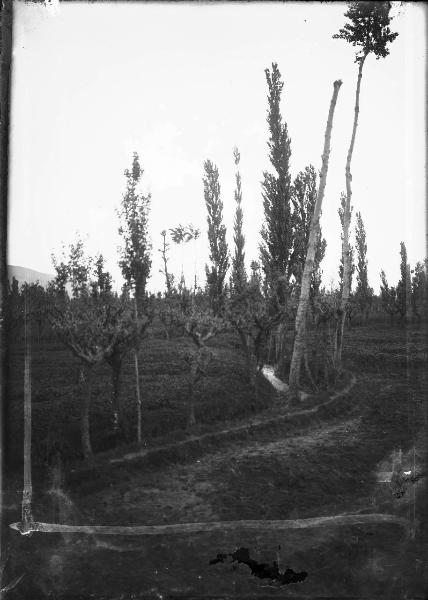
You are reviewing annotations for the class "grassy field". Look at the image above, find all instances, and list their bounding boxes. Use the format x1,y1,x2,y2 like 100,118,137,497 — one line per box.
3,321,428,598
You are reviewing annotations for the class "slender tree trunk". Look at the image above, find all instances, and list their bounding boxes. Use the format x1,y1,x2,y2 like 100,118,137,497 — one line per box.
187,381,196,430
238,329,256,386
111,359,122,433
134,350,142,442
80,367,93,460
22,307,33,531
289,80,342,402
133,296,142,443
275,320,287,379
334,56,366,374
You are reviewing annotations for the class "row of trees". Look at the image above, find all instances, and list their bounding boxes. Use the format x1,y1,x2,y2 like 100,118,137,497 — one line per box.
11,2,426,460
380,244,427,323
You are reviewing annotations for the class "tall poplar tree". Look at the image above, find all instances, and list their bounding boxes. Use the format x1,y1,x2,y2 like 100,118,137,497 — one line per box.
203,160,229,315
396,241,411,321
231,147,247,294
260,63,294,306
354,211,373,322
333,1,398,372
117,152,152,442
118,153,152,317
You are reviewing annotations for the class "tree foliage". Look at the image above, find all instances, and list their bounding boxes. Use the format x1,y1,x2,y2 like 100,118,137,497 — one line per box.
333,1,399,63
118,153,152,316
291,165,327,298
231,147,247,294
380,269,397,321
354,211,373,320
396,241,411,320
411,260,427,321
203,160,229,314
260,63,294,305
338,193,355,292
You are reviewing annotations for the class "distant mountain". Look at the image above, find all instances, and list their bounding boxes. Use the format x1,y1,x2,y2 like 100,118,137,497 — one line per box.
8,265,54,288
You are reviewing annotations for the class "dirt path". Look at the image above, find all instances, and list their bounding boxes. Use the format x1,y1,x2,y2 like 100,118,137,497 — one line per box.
9,366,427,599
107,372,357,467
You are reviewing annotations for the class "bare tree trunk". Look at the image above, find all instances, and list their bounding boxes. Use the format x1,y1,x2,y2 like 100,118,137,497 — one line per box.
134,296,142,443
80,367,93,460
187,381,196,430
274,321,287,379
334,56,366,374
111,361,121,433
22,307,33,531
289,80,342,402
107,349,123,434
238,329,256,386
134,350,142,442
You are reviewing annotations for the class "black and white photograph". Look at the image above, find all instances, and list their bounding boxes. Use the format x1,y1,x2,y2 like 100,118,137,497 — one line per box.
1,0,427,598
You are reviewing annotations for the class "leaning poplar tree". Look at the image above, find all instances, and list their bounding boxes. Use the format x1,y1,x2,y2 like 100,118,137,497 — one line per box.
118,152,152,443
288,79,343,402
231,147,247,294
203,160,229,315
333,1,398,371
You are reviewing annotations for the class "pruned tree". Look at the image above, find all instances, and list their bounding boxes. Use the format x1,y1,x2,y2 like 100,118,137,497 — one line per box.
354,211,373,322
231,147,247,294
158,230,174,296
50,243,103,460
288,79,343,402
226,283,282,387
333,0,398,371
50,241,145,456
117,152,152,443
183,310,227,429
203,160,229,315
103,303,151,435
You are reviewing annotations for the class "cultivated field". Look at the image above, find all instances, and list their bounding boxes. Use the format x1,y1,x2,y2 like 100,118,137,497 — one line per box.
3,320,427,599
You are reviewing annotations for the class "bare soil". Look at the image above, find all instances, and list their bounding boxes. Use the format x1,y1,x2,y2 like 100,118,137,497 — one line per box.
3,322,428,598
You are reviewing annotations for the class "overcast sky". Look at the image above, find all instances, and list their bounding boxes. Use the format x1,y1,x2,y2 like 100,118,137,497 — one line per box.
8,1,426,293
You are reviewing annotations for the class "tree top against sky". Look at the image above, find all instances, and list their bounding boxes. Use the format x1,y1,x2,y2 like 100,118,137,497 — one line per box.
8,2,424,293
333,1,399,62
